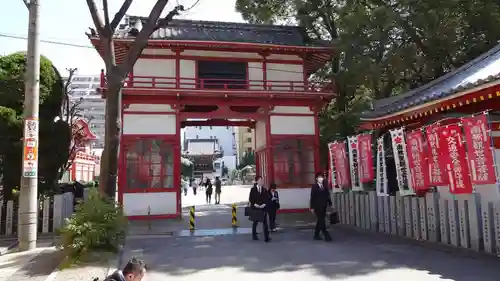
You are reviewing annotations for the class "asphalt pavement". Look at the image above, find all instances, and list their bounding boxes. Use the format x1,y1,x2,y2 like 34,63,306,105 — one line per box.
123,226,500,281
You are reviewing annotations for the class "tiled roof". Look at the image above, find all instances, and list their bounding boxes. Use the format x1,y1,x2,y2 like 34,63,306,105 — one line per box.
115,16,331,47
361,43,500,119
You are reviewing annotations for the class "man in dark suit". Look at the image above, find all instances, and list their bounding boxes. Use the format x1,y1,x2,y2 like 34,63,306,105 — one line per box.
310,172,332,241
249,175,271,242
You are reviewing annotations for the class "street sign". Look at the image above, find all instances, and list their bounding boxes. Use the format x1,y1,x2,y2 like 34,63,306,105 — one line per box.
22,118,39,178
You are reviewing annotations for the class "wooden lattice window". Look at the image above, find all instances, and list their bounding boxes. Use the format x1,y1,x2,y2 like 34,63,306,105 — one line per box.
273,138,315,187
124,139,174,190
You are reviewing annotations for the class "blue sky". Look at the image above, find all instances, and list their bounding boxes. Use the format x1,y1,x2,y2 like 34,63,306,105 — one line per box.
0,0,244,75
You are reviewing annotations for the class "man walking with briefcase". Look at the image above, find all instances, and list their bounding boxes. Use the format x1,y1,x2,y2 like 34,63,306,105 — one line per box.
310,172,333,241
248,175,271,242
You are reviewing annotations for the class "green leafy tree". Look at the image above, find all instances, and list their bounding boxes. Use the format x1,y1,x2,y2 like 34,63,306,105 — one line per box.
236,0,500,167
0,52,69,199
238,151,255,169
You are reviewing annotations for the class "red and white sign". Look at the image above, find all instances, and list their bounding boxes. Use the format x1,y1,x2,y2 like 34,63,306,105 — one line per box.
425,125,449,186
331,142,351,188
462,114,497,185
357,134,374,183
439,124,473,194
406,130,429,192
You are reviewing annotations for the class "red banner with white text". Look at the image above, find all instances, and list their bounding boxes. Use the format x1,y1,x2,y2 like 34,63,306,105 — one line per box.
331,142,351,188
462,114,497,185
425,125,449,186
438,124,473,194
357,134,374,183
406,130,429,192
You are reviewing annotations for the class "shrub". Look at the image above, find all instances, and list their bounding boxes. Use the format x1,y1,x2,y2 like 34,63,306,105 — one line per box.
58,188,127,268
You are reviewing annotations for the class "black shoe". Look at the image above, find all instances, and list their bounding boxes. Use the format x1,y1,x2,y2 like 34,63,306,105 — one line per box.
265,237,271,242
253,236,259,241
324,236,332,242
314,235,322,240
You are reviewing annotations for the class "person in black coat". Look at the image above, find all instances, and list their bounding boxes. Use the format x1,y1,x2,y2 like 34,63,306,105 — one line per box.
248,175,271,242
268,183,280,231
310,172,332,241
205,178,213,204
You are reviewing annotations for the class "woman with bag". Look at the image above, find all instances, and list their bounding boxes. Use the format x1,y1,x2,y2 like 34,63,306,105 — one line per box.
268,183,280,231
205,178,213,204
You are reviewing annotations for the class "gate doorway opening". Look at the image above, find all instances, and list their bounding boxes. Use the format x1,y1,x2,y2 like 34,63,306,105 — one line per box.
180,119,255,209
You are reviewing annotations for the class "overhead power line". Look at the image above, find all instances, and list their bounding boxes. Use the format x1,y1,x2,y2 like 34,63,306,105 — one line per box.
0,32,303,74
0,32,94,49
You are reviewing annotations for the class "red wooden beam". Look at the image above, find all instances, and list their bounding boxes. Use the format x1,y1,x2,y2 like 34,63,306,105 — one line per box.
181,119,255,128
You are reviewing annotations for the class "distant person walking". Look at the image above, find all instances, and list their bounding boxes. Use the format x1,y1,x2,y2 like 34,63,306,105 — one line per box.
205,178,213,204
181,175,189,196
214,176,222,204
192,178,198,195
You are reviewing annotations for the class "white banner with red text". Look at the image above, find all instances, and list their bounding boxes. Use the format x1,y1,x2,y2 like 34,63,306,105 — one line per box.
376,136,388,196
390,127,415,196
348,135,362,191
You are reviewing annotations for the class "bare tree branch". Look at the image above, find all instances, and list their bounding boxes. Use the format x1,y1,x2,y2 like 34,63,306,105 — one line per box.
85,0,105,35
155,5,184,30
61,68,78,122
103,0,111,31
120,0,172,70
22,0,29,8
110,0,134,31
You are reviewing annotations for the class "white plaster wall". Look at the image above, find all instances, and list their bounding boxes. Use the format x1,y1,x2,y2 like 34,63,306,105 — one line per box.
124,104,175,112
123,114,176,135
271,106,313,114
179,60,196,88
270,116,315,135
123,192,177,216
248,62,264,90
278,188,310,210
133,58,176,88
266,63,304,91
255,120,267,150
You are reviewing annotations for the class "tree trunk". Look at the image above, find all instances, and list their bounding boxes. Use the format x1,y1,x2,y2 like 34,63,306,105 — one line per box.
99,76,122,198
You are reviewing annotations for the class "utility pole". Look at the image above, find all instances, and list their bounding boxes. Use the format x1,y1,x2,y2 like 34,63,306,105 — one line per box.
19,0,40,251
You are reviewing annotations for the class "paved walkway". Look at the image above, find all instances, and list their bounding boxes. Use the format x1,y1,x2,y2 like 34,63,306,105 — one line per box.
122,227,500,281
6,184,500,281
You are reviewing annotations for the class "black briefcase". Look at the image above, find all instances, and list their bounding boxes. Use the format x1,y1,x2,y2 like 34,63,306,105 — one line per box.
244,206,251,216
329,211,340,224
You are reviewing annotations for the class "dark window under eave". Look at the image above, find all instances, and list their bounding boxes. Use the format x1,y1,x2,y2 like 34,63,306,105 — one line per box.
197,60,247,89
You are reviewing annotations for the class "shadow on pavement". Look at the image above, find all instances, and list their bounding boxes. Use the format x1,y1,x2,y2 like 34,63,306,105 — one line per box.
122,227,500,281
2,247,63,281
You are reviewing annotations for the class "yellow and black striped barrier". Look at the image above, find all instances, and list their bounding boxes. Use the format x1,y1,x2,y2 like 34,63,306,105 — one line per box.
189,206,195,231
231,204,238,228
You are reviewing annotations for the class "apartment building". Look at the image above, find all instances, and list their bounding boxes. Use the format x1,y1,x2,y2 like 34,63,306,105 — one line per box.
234,126,255,165
65,74,105,148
